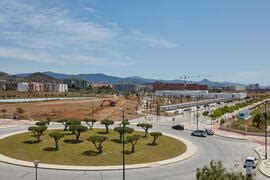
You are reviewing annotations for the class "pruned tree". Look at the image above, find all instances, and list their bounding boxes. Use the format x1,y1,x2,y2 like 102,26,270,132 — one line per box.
253,113,264,128
150,132,162,145
28,126,47,141
84,118,97,130
57,119,81,131
137,123,153,137
87,135,108,154
126,135,140,153
114,126,134,143
49,131,65,150
35,121,47,126
100,119,114,133
68,125,88,142
196,160,245,180
16,107,24,120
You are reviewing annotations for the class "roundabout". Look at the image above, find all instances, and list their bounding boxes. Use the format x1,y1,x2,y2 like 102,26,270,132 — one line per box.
0,128,195,170
0,123,263,180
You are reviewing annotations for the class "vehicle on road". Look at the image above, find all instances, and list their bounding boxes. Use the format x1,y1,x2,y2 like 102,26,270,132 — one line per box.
243,157,258,169
205,129,215,135
172,124,184,130
191,130,207,137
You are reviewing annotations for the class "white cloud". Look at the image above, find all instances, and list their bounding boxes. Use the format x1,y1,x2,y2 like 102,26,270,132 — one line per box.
129,30,177,48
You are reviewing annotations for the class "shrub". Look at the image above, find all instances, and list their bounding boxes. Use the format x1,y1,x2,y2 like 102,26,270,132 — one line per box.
35,121,47,126
49,131,65,150
150,132,162,145
126,135,140,153
28,126,47,141
68,125,88,142
137,123,153,137
87,135,108,154
100,119,114,133
114,126,134,143
84,118,97,130
196,161,245,180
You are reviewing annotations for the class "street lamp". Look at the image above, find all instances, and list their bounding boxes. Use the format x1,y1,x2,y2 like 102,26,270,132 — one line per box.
119,108,126,180
263,100,269,160
33,160,39,180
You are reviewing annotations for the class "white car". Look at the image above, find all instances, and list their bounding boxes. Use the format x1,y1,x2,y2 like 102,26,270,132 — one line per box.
243,157,258,169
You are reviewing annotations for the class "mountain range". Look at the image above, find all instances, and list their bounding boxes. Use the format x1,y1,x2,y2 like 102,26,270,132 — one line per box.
12,71,247,88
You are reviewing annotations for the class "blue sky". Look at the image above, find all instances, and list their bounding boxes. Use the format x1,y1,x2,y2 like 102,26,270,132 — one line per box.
0,0,270,85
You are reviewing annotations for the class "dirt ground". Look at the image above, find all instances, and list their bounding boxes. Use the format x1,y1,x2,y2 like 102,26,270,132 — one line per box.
0,97,143,122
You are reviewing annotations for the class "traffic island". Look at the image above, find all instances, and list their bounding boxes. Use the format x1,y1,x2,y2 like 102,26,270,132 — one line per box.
0,129,197,171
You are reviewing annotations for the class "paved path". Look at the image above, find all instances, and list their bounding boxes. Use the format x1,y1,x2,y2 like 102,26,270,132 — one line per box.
0,123,265,180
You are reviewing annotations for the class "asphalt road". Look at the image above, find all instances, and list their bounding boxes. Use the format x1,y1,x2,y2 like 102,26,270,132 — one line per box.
0,125,266,180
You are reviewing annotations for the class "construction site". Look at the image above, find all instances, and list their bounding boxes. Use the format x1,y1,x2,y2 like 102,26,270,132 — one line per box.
0,96,142,122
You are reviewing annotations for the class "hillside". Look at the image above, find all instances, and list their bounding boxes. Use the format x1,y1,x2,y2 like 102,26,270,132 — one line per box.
22,72,63,83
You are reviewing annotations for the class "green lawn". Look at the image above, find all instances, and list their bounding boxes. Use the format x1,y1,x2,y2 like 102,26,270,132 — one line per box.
0,128,187,166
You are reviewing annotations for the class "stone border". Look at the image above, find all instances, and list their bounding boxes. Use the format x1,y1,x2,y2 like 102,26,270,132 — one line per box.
0,130,197,171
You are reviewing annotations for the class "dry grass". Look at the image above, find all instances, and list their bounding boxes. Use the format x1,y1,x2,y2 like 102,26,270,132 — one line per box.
0,97,143,121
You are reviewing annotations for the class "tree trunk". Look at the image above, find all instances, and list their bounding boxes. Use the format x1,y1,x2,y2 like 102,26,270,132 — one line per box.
98,145,103,153
131,144,135,153
105,126,109,133
55,139,59,150
76,132,80,141
152,136,158,145
144,129,148,137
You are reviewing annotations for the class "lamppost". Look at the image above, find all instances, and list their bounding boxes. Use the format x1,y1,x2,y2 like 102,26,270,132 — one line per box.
33,160,39,180
119,108,126,180
196,103,199,131
263,100,269,160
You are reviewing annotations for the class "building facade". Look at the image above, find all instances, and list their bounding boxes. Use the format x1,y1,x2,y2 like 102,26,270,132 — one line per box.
64,79,89,89
112,83,143,93
28,82,44,92
17,82,29,92
153,82,208,91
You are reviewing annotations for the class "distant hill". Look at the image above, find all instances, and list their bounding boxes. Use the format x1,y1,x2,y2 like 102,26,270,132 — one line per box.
22,72,62,83
0,71,10,80
11,71,248,88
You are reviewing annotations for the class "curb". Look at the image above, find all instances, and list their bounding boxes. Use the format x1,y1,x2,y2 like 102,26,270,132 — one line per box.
0,129,198,171
254,147,270,178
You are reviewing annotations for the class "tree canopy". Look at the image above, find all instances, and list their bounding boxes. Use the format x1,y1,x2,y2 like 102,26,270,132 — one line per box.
196,160,245,180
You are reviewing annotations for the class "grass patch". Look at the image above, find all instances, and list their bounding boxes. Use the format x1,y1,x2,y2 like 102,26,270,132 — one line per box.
0,129,186,166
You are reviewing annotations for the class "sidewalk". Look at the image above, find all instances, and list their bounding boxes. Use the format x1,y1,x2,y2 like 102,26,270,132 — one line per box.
254,146,270,178
0,119,35,128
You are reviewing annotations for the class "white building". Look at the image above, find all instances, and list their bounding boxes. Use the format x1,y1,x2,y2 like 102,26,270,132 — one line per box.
155,90,247,100
17,82,29,92
48,83,68,92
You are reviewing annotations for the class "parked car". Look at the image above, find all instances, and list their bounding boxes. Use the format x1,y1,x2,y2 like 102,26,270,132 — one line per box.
172,124,184,130
205,129,215,135
243,157,258,169
191,130,207,137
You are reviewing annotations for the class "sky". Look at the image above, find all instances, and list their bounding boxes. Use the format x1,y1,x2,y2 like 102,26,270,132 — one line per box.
0,0,270,85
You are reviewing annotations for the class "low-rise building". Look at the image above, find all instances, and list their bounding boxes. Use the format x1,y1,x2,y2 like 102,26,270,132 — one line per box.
64,79,90,89
228,85,246,92
17,82,29,92
247,83,260,91
29,82,44,92
112,83,143,93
